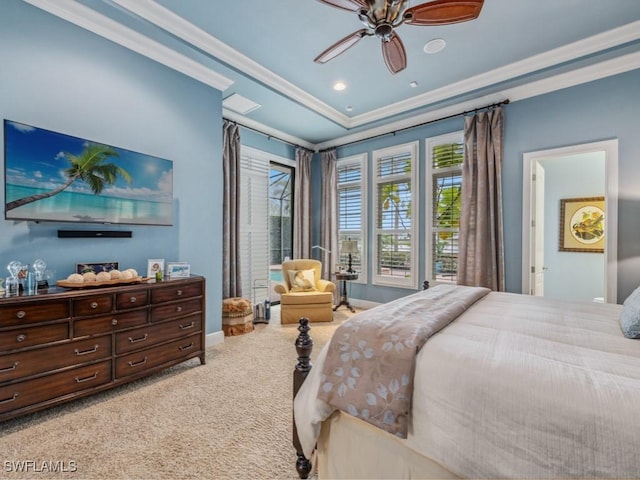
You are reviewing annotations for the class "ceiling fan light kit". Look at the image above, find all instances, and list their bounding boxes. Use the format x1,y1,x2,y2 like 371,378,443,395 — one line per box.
314,0,484,74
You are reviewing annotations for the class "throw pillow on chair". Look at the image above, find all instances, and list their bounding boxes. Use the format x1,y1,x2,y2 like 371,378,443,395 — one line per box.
288,269,316,292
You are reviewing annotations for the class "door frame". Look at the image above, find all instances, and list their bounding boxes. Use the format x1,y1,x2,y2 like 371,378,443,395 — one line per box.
521,139,618,303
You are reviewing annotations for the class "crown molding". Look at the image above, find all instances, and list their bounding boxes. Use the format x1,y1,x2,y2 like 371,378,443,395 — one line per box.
22,0,640,147
223,109,316,151
315,50,640,151
111,0,349,127
350,20,640,127
107,2,640,130
22,0,233,91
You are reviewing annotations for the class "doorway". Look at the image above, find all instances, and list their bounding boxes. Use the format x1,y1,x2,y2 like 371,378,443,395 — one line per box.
239,146,296,306
269,164,294,303
522,140,618,303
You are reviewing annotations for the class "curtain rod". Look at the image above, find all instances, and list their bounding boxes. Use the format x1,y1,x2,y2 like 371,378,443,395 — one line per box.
223,118,312,152
319,99,510,153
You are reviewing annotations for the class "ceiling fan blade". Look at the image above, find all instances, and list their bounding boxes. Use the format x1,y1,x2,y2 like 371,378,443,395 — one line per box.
314,29,369,64
315,0,369,12
404,0,484,26
382,33,407,74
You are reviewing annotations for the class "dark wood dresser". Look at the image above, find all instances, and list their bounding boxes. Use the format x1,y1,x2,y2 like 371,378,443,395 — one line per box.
0,275,205,422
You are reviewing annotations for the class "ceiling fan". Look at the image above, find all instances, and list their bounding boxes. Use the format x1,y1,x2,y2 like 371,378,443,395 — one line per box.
314,0,484,74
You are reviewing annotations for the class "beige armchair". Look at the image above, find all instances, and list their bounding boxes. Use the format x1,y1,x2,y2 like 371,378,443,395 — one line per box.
274,259,336,324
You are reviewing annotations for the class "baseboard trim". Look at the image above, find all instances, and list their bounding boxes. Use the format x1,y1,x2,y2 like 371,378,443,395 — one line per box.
206,330,225,347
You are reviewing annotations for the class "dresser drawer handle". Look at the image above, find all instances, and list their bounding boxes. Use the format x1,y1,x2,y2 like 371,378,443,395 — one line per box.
0,392,19,404
74,372,99,383
0,361,19,373
128,333,149,344
16,310,26,319
179,321,195,330
16,334,26,343
179,342,195,351
90,302,98,309
128,356,148,367
176,306,183,313
75,344,99,356
130,296,137,303
176,289,183,296
111,319,118,326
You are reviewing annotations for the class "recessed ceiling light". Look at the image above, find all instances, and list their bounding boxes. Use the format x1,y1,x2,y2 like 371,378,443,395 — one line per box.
409,81,418,88
346,105,353,112
333,81,346,91
424,38,446,54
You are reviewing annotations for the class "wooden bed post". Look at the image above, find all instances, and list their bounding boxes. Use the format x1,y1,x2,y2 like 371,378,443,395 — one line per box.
293,317,313,479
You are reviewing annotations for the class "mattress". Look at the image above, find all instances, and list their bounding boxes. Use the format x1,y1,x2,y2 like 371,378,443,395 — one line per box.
294,291,640,478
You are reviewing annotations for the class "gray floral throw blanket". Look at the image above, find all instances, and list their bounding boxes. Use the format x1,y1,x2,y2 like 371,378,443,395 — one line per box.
317,284,490,438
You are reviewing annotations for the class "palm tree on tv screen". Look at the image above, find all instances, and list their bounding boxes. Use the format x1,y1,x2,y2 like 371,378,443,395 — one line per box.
6,143,132,211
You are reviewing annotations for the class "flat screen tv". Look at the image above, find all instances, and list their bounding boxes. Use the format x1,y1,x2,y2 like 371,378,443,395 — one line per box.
4,119,173,226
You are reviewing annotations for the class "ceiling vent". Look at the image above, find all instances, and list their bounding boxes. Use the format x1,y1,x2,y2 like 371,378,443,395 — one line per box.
223,93,261,115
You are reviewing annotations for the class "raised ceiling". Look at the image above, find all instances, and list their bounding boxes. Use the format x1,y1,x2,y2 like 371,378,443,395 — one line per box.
24,0,640,150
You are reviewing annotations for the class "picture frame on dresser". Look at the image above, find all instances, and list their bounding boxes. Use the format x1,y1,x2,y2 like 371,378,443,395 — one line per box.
147,259,165,278
167,262,190,278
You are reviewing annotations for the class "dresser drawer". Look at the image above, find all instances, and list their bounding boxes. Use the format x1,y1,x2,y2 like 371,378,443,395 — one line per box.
116,289,149,310
0,360,111,415
0,300,69,327
115,314,202,355
72,294,113,317
74,309,147,338
150,298,202,323
151,282,202,304
0,336,111,383
0,323,69,351
115,334,201,379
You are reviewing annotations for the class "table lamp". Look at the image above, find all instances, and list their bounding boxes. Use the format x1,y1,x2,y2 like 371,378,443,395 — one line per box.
341,239,359,273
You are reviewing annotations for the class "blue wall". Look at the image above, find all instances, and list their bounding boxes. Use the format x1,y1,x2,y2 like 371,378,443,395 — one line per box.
323,68,640,304
539,154,605,301
0,1,223,332
238,128,297,161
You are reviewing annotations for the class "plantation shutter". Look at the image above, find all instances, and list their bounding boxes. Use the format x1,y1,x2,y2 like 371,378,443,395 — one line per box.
430,139,463,284
337,162,363,270
375,152,412,283
239,153,270,302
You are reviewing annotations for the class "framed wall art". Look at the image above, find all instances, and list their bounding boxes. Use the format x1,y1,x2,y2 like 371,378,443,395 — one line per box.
559,196,605,253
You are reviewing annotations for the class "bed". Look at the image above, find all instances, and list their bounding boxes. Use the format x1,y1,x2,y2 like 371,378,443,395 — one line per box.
292,284,640,479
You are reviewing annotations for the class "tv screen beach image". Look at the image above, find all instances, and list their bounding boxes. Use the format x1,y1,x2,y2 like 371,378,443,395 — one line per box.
4,120,173,225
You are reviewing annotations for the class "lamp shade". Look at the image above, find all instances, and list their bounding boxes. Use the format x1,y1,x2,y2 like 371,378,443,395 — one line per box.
341,240,359,254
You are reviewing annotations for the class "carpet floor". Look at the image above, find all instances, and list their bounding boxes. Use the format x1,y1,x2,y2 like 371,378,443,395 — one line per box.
0,306,358,480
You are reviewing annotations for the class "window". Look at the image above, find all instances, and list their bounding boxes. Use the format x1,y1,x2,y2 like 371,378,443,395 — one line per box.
426,132,464,284
336,153,367,281
373,142,418,288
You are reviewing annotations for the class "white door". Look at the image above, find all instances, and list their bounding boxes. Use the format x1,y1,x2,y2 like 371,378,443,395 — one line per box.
531,161,545,296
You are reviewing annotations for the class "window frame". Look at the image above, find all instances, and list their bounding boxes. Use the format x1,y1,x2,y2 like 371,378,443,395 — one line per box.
372,141,418,289
336,153,367,284
425,131,464,286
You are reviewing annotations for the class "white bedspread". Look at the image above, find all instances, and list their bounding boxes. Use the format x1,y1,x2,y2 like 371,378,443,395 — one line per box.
294,291,640,478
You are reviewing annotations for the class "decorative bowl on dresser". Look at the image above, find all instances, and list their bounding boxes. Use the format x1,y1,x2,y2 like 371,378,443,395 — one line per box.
0,275,206,422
